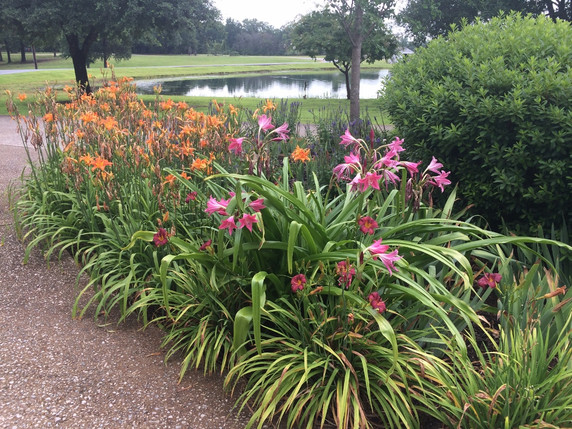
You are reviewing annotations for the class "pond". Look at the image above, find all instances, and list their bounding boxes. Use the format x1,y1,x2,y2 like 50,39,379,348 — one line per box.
135,70,390,99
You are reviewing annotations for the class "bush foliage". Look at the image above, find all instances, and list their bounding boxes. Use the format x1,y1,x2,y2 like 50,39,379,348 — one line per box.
381,13,572,233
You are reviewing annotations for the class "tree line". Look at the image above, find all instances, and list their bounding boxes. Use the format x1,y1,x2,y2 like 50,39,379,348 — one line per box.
1,0,569,118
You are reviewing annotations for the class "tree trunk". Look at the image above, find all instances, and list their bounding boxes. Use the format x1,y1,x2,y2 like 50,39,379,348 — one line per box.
349,4,364,122
66,32,97,94
66,34,92,94
0,48,3,62
344,70,351,100
20,41,26,63
32,45,38,69
5,41,12,63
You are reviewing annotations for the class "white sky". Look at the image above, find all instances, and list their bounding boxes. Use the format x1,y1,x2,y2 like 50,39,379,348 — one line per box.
211,0,326,28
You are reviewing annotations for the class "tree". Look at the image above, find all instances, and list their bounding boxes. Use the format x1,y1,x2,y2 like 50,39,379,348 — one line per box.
325,0,396,121
23,0,219,93
397,0,569,46
291,10,396,100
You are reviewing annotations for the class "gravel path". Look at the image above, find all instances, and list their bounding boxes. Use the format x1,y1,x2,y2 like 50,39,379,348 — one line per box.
0,116,251,428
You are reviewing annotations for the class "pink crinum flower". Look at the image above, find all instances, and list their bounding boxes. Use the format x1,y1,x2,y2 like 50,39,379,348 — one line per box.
219,216,237,235
365,239,401,276
205,196,230,216
271,122,289,141
248,198,266,212
430,170,452,192
258,114,274,132
228,137,244,155
238,213,258,232
340,128,358,147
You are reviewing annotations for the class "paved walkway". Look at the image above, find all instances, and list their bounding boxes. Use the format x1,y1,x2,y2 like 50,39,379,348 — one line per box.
0,116,251,428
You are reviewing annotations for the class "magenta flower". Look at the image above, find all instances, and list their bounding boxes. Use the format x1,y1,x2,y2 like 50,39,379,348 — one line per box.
374,149,399,169
340,128,357,147
238,213,258,232
382,169,401,186
388,137,405,154
205,196,230,216
153,228,169,247
336,261,356,289
228,137,244,155
358,216,378,235
425,156,443,174
368,291,386,313
430,170,452,192
185,191,198,203
399,160,422,176
356,171,383,192
248,198,266,212
219,216,237,235
477,272,502,288
258,114,274,131
365,239,401,276
333,153,361,181
291,274,307,292
271,122,289,141
199,239,212,251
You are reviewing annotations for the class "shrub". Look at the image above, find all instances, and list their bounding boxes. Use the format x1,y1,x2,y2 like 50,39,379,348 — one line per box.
381,13,572,234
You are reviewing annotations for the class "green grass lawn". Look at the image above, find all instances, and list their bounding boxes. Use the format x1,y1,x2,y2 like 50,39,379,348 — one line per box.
0,53,390,121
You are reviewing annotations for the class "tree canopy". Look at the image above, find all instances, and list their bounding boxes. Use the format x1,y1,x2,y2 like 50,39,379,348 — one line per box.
4,0,220,92
397,0,569,46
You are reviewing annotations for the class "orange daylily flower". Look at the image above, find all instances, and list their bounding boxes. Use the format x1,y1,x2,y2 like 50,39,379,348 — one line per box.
228,104,238,116
18,93,27,101
164,174,176,186
80,111,98,123
43,113,54,122
191,157,209,171
100,116,118,130
291,145,311,163
263,99,276,112
79,154,95,165
91,156,113,172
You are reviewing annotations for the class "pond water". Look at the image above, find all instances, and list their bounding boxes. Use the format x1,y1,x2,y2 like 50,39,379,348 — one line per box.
135,70,390,99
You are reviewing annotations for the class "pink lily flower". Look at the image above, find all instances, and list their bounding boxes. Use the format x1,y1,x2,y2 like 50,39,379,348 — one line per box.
238,213,258,232
248,198,266,212
477,272,502,288
425,156,443,174
271,122,289,141
228,137,244,155
430,170,452,192
219,216,237,235
340,128,357,147
258,114,274,131
365,239,401,276
358,216,378,235
388,137,405,154
205,196,230,216
399,160,422,176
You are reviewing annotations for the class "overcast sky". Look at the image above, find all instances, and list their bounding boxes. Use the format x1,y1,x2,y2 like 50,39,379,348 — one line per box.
211,0,326,28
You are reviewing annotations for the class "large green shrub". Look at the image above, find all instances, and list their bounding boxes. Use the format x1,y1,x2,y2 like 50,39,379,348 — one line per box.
381,13,572,233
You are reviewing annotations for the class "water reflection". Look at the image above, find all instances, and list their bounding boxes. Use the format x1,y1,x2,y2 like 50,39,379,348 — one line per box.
135,70,390,99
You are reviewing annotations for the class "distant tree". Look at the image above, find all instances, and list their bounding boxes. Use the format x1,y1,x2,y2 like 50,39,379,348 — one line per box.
20,0,219,93
327,0,396,121
291,9,396,100
223,18,286,55
397,0,565,46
